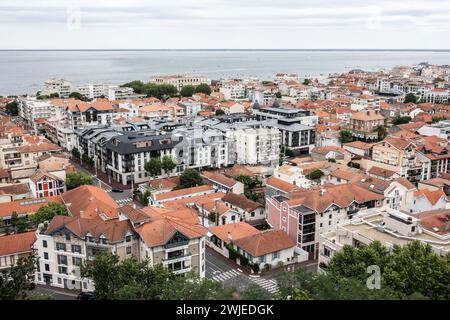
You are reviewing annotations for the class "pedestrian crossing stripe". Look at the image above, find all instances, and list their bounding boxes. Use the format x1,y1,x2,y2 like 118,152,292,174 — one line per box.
250,277,279,294
212,269,240,282
116,198,133,205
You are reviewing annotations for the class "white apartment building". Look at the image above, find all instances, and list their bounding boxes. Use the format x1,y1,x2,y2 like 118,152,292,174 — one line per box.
78,84,136,100
41,78,76,98
150,75,209,91
18,98,63,131
273,164,312,189
219,81,248,100
233,125,280,167
318,208,450,271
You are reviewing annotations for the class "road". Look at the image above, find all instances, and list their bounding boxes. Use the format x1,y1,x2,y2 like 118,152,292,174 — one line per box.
205,247,279,295
71,160,139,207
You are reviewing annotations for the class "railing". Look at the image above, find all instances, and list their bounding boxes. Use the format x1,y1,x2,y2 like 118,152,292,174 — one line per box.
164,240,189,249
163,252,192,262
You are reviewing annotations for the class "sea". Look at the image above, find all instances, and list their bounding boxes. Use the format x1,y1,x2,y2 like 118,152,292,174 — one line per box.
1,49,450,96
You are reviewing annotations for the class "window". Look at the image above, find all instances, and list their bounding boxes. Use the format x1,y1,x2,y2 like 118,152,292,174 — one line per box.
58,266,68,275
126,246,132,255
231,215,236,221
72,257,82,267
272,252,280,260
57,255,67,265
56,242,66,251
323,247,331,257
43,240,47,248
125,235,131,242
45,264,50,271
72,245,81,254
44,252,49,260
251,212,255,217
57,278,62,284
65,234,71,241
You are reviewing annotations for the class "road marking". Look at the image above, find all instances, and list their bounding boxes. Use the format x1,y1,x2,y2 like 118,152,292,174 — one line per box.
249,277,279,294
211,269,240,282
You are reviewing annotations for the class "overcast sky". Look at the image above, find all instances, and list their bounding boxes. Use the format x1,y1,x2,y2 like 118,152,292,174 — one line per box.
1,0,450,49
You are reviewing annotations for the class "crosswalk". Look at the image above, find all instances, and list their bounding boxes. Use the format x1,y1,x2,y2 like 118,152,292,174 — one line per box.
104,188,112,193
250,277,279,294
116,198,133,205
211,269,240,282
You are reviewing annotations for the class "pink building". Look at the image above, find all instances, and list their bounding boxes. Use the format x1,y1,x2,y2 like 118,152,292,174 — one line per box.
266,184,384,259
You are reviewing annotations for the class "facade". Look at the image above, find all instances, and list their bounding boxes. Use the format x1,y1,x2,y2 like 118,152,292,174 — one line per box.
266,184,384,258
349,109,385,142
150,75,209,91
318,208,450,271
201,171,244,195
41,78,75,98
28,170,65,198
0,231,36,271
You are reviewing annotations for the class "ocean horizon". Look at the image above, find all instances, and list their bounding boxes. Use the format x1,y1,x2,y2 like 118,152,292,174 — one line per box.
1,49,450,96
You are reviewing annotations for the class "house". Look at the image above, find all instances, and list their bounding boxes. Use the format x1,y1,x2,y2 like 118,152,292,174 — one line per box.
197,200,242,226
273,165,311,189
265,176,300,198
0,231,36,270
150,185,215,206
0,183,31,203
409,189,448,214
367,166,400,181
201,171,244,195
222,192,265,224
349,109,385,142
310,146,351,163
342,141,373,158
0,196,63,225
418,178,450,196
28,170,65,198
219,101,245,114
266,183,384,258
207,222,297,268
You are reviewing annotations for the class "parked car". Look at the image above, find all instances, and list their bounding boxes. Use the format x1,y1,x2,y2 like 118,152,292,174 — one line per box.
77,292,95,300
111,188,123,193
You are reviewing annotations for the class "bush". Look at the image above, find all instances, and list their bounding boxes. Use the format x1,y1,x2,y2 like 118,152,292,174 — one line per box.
264,264,271,272
251,263,260,273
347,161,360,169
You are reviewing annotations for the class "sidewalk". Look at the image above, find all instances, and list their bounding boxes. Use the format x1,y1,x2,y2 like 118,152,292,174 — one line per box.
71,159,131,190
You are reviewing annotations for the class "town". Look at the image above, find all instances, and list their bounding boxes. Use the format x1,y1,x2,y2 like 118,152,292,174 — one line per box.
0,64,449,300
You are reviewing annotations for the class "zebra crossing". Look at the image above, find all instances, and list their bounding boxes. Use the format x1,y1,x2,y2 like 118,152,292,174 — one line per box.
250,277,279,294
116,198,134,205
104,187,112,193
211,269,240,282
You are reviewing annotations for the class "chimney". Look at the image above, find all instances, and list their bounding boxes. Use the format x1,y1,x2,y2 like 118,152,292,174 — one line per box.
366,110,370,116
320,189,326,196
227,231,233,242
80,210,84,219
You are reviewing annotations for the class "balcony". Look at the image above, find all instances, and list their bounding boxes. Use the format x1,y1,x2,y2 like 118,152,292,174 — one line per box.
164,240,189,249
163,252,192,263
171,265,192,275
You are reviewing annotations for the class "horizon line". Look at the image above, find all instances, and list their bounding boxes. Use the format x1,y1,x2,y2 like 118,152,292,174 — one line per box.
1,48,450,52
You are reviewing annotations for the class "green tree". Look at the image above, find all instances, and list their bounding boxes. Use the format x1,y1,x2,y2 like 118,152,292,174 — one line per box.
235,175,262,190
144,158,162,178
71,147,81,159
180,85,196,97
404,93,418,103
195,83,212,95
120,80,146,94
302,79,312,85
69,92,89,101
392,116,412,125
215,109,225,116
5,101,19,116
239,282,272,300
0,254,36,300
161,155,177,176
339,130,353,143
65,172,94,190
374,124,387,140
145,83,177,99
178,169,203,189
306,169,324,180
30,202,68,225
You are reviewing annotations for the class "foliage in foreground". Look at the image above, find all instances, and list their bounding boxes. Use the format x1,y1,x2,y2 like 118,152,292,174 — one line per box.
0,254,36,300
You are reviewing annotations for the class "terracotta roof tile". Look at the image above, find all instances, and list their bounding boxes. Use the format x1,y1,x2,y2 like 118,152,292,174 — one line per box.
0,231,36,256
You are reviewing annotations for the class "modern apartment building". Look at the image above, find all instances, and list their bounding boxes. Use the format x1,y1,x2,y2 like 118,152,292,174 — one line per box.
41,78,76,98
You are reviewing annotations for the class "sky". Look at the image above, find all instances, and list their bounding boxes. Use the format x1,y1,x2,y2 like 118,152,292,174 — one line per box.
1,0,450,49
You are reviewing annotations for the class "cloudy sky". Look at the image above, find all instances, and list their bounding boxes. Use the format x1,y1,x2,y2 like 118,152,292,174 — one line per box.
1,0,450,49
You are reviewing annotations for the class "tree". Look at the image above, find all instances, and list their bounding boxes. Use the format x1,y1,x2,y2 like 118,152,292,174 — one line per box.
215,109,225,116
30,202,69,225
178,169,203,189
65,172,94,190
81,252,232,300
374,124,387,140
302,79,312,85
69,92,89,101
71,147,81,159
195,83,212,95
120,80,146,94
5,101,18,116
81,153,94,166
235,175,262,190
306,169,324,180
161,155,177,176
0,254,36,300
135,190,150,206
239,282,272,300
145,83,177,99
144,158,162,178
392,116,412,125
180,85,196,97
404,93,418,103
339,130,353,143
